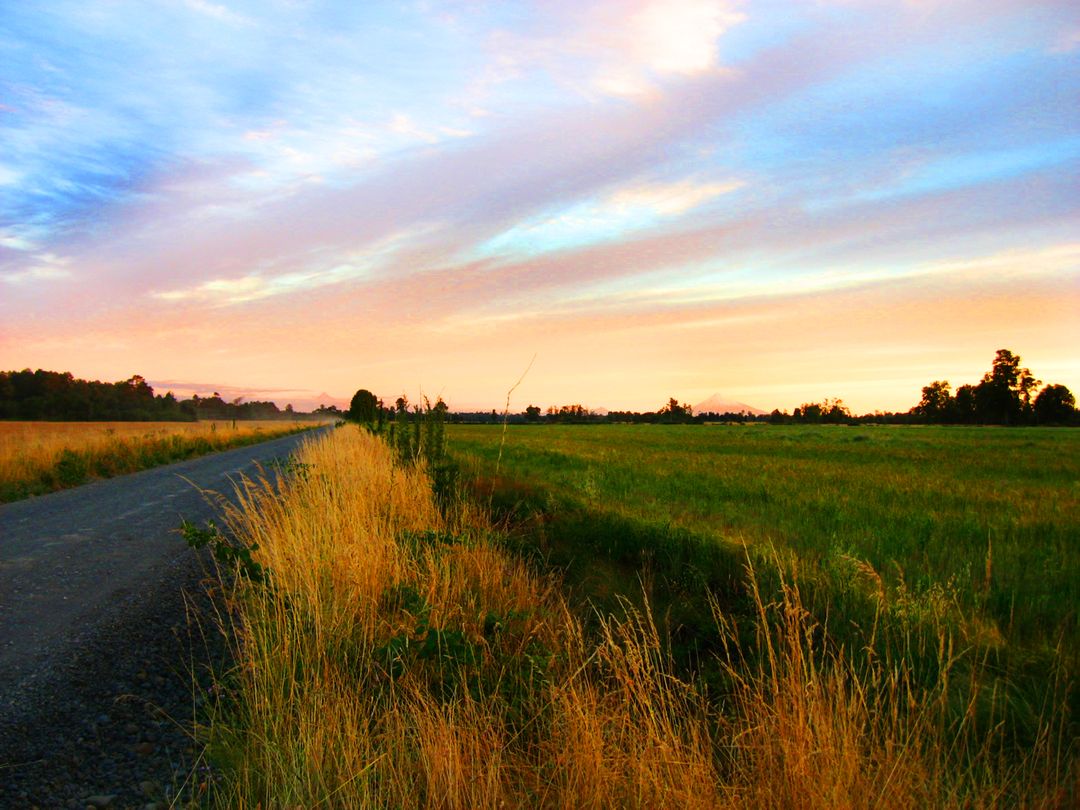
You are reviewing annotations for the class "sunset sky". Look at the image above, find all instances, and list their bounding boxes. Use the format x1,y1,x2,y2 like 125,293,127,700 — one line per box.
2,1,1078,413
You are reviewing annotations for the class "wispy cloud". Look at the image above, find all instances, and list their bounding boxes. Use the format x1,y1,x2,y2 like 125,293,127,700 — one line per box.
477,178,744,258
183,0,254,28
150,229,419,304
1,252,71,285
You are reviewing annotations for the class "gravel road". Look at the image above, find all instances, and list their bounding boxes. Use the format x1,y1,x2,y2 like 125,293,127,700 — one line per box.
0,427,327,808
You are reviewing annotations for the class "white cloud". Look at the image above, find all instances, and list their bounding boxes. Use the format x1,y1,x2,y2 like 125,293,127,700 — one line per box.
0,230,37,251
478,1,745,100
915,242,1080,278
1,252,72,284
0,164,22,186
154,264,364,304
629,0,744,75
183,0,254,27
388,112,440,144
479,177,744,257
150,229,418,305
607,179,745,215
590,0,746,96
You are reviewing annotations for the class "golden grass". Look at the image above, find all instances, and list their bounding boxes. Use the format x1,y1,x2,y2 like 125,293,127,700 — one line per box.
201,426,1073,808
0,419,319,501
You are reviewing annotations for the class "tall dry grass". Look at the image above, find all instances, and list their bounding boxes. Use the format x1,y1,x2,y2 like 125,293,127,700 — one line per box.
0,419,316,501
202,426,1073,808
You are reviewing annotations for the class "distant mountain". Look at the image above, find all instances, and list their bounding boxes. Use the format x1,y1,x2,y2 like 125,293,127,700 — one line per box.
311,391,350,410
693,393,767,416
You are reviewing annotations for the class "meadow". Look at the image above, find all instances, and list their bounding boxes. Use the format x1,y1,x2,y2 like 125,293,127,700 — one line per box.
192,424,1075,807
0,420,320,502
446,423,1079,655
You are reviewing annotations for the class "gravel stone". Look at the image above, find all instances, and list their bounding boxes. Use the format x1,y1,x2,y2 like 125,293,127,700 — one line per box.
0,549,228,808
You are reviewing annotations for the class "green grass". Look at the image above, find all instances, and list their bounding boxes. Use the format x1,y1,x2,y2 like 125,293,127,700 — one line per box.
448,423,1079,747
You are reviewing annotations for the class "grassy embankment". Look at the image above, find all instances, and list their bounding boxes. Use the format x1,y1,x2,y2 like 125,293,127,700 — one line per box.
0,420,322,502
194,424,1074,807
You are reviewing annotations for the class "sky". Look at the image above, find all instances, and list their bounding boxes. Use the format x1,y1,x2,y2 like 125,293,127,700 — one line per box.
1,0,1078,413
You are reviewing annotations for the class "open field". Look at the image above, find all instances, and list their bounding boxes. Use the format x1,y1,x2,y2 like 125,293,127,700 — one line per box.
448,423,1079,652
0,420,323,502
193,425,1074,806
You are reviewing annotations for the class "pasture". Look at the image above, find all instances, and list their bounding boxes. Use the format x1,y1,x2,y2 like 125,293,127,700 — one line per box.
448,423,1079,651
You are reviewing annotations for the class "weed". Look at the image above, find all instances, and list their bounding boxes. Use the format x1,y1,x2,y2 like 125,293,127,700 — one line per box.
180,519,269,585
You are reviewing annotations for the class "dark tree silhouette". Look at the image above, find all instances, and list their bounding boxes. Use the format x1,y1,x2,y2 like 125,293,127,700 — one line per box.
659,397,693,423
547,404,593,423
973,349,1040,425
1033,384,1076,425
0,369,193,421
823,399,851,423
906,349,1079,426
915,381,952,422
769,408,790,424
795,403,822,423
349,389,379,423
952,384,977,424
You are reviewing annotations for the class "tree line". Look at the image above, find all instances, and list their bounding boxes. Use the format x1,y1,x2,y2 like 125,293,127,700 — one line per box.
0,369,327,421
0,370,190,421
909,349,1075,426
9,347,1073,426
353,349,1073,428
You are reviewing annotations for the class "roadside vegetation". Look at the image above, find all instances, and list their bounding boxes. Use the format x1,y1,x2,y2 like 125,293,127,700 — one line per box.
0,420,320,502
192,420,1075,807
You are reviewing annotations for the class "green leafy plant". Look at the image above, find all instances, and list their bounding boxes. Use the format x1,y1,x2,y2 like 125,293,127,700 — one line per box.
268,456,313,482
181,518,269,585
54,448,89,486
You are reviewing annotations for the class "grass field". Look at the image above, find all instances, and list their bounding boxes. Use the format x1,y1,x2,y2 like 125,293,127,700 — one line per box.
448,423,1079,651
194,425,1074,807
0,420,322,502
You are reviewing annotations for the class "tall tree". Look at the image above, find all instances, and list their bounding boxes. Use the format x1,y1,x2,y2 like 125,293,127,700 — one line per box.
348,389,379,423
953,384,977,424
974,349,1040,425
659,397,692,422
796,403,823,423
1033,384,1076,425
914,381,952,423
